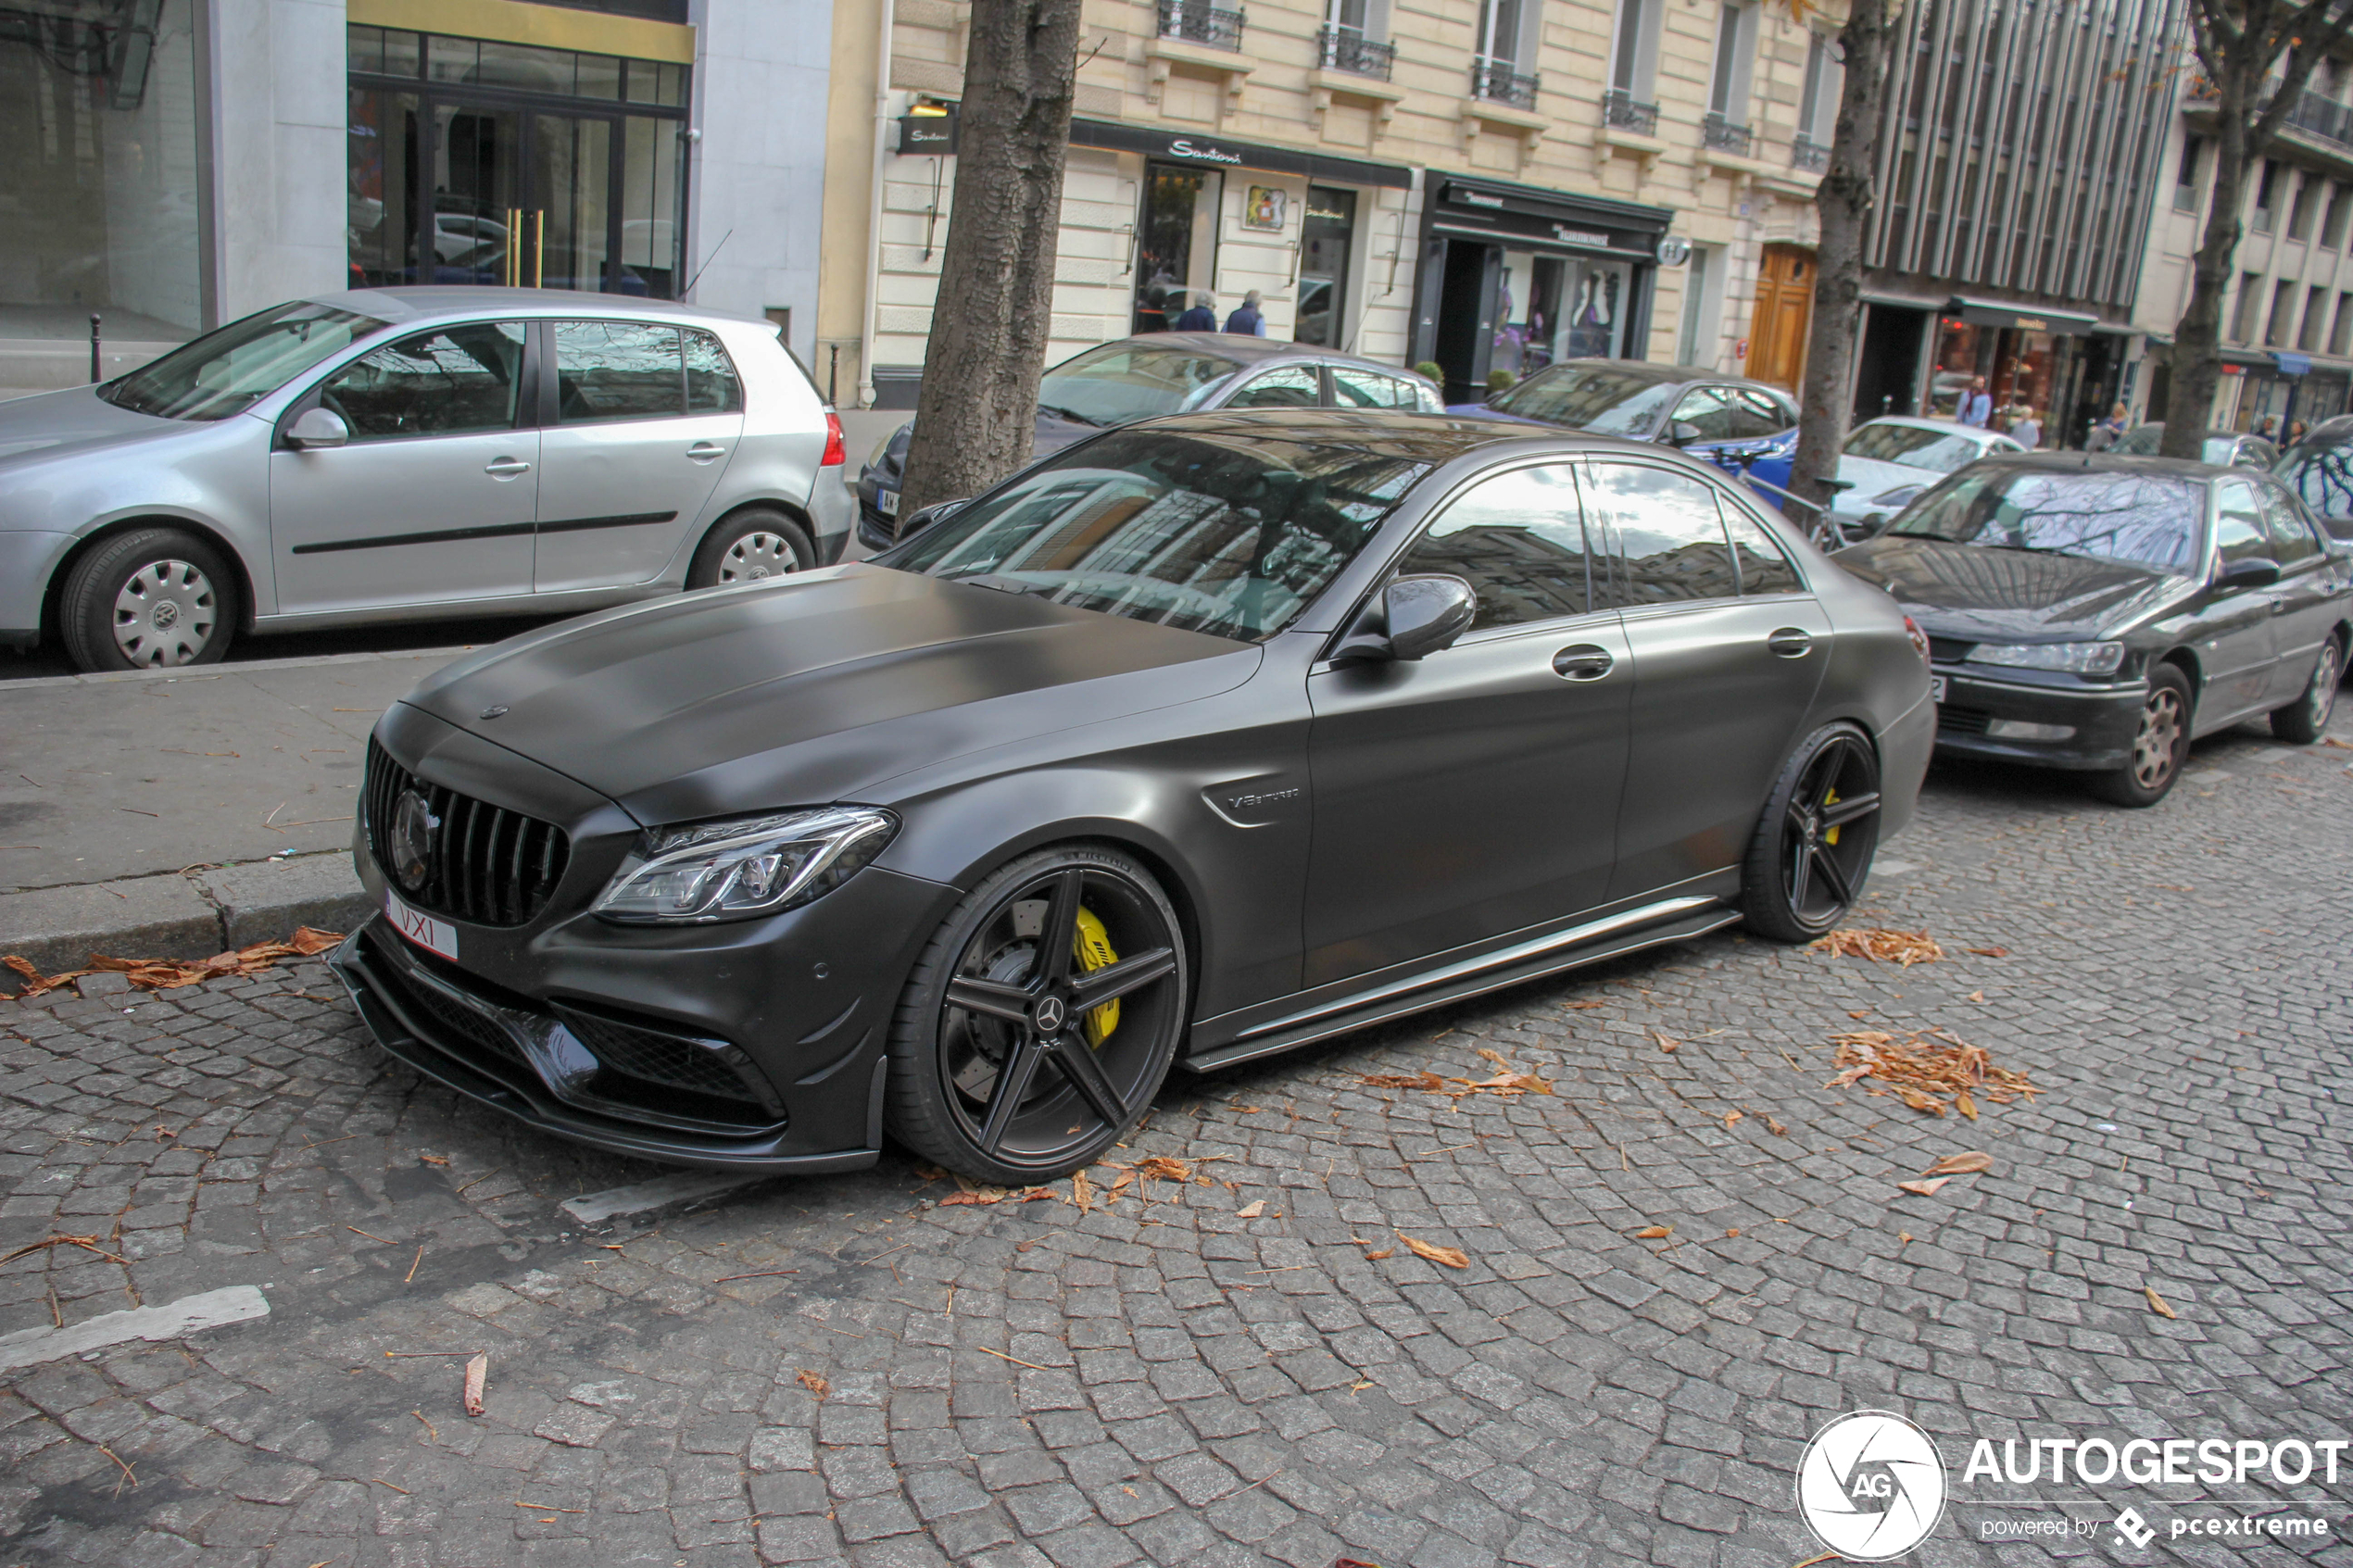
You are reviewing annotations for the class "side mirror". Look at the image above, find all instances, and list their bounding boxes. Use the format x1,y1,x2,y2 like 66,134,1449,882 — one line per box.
1667,420,1702,447
2216,556,2281,591
895,497,967,542
285,408,349,449
1859,511,1891,537
1332,574,1478,663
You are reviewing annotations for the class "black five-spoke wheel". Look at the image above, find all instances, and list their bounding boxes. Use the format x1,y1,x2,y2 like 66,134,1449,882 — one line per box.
887,847,1187,1183
1740,721,1882,942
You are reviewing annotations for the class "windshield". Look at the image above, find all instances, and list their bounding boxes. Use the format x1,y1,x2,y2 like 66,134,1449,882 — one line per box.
1484,363,1679,437
2276,435,2353,518
101,302,386,420
1844,422,1987,474
2112,424,2251,467
1033,343,1244,427
886,428,1433,642
1887,469,2204,573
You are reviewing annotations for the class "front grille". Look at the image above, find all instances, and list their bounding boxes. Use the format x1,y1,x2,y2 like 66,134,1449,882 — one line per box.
555,1005,771,1109
366,738,570,927
1938,707,1993,735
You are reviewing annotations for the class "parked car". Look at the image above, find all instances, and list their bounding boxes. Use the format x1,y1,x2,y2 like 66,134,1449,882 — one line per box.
2271,415,2353,540
855,335,1441,549
1449,359,1800,465
2112,421,2278,469
1834,454,2353,807
333,410,1934,1181
0,288,853,672
1741,416,2023,543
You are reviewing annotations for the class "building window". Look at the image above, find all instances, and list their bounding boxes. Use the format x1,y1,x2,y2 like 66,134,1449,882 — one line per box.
1677,245,1718,367
2300,285,2328,351
1321,0,1395,78
2288,173,2319,242
2330,293,2353,357
2325,182,2353,247
2174,135,2205,212
1474,0,1539,105
2267,278,2297,345
1793,31,1840,167
2252,160,2280,232
1708,4,1757,121
2232,272,2264,343
1610,0,1660,97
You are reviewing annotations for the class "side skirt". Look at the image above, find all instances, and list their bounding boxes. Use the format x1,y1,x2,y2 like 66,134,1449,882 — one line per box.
1180,897,1740,1074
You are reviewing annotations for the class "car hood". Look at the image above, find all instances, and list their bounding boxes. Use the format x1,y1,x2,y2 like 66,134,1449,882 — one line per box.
1833,455,1943,510
401,563,1260,825
1832,536,2191,640
0,385,182,470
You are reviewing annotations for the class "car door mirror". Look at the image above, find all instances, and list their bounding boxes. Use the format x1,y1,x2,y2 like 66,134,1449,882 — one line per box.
285,408,349,449
897,498,968,541
2216,556,2281,591
1667,420,1702,447
1332,574,1478,663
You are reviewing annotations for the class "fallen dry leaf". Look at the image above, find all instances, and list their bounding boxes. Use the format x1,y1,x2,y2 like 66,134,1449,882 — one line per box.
1561,999,1606,1010
1071,1171,1094,1214
1654,1030,1680,1054
1895,1178,1951,1197
1724,1228,1741,1238
1235,1199,1265,1220
461,1352,487,1417
1721,1110,1743,1131
1360,1071,1446,1092
1364,1247,1393,1261
1964,946,2010,958
1633,1224,1672,1240
1826,1029,2038,1118
798,1369,831,1400
1922,1150,1994,1176
1134,1156,1191,1181
2145,1286,2177,1320
1810,928,1944,966
1397,1233,1470,1269
1764,1116,1788,1136
1968,991,1985,1003
1955,1089,1979,1121
1899,1231,1914,1245
4,925,346,998
937,1191,997,1207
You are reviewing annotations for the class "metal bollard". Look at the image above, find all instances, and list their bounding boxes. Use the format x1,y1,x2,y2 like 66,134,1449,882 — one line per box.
89,314,102,383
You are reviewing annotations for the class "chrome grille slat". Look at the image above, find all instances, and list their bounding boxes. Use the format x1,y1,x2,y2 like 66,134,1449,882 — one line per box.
364,739,570,928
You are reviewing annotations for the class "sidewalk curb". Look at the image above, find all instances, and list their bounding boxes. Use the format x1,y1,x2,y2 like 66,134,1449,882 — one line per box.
0,851,371,979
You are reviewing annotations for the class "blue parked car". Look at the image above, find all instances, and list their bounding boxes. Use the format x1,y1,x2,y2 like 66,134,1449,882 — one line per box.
1449,359,1799,465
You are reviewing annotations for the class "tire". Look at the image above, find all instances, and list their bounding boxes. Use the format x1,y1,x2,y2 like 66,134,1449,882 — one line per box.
2088,663,2193,807
2270,633,2344,745
686,508,814,589
885,845,1189,1185
59,526,239,673
1738,721,1883,944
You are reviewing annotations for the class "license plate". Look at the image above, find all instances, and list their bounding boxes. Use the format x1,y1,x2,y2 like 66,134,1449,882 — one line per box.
877,488,900,517
384,889,458,961
1930,675,1949,703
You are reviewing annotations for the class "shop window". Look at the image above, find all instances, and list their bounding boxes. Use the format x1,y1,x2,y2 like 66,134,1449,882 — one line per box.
1132,163,1224,334
1295,187,1357,349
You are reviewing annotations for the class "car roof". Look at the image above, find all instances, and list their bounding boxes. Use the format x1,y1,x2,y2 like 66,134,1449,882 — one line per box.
1078,332,1437,384
1861,415,2005,438
1516,358,1794,397
298,286,776,332
1971,450,2225,481
2124,421,2255,440
1121,408,1715,464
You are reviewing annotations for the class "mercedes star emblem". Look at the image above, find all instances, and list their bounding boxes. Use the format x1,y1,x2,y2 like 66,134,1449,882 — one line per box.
388,789,436,893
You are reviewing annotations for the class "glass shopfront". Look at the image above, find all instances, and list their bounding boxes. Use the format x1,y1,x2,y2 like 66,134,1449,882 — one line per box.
0,0,204,341
1294,186,1356,348
1131,161,1224,333
347,25,687,297
1925,300,2110,447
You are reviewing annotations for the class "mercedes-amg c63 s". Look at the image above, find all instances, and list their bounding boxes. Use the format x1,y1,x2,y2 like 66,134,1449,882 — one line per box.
333,412,1934,1184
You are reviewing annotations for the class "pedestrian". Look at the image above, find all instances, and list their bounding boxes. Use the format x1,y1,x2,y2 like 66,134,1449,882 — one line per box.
2289,418,2309,445
2010,407,2043,450
1223,289,1267,336
1958,375,1993,427
2087,401,2129,451
1173,292,1217,332
2254,414,2278,442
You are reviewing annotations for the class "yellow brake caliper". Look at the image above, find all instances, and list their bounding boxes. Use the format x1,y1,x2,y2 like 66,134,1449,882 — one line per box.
1073,908,1120,1047
1824,788,1841,847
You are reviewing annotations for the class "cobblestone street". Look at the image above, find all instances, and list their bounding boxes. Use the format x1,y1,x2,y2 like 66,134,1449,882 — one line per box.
2,716,2348,1567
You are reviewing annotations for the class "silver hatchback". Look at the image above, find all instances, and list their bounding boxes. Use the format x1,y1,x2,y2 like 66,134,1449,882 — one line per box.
0,288,853,671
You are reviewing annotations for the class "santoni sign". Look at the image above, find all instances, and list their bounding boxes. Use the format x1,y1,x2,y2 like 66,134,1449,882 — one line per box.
1164,137,1242,165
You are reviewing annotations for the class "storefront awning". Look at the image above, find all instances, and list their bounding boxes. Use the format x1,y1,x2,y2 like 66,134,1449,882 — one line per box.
2274,351,2313,376
1066,119,1413,189
1944,296,2104,335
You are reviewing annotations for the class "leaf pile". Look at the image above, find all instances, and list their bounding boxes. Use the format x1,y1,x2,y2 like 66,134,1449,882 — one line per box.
1809,927,1944,966
1826,1029,2038,1119
3,927,344,998
1358,1048,1554,1099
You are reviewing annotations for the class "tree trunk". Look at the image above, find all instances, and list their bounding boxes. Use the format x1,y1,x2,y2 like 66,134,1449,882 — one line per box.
1790,0,1899,529
899,0,1084,513
2163,94,2248,460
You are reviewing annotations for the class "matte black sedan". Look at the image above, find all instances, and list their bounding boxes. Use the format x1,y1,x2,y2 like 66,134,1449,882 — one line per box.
333,412,1934,1183
1835,454,2353,807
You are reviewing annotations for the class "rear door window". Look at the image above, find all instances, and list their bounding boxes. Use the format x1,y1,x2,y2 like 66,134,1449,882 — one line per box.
1224,366,1324,409
1396,462,1595,631
683,328,743,414
2259,486,2322,565
1583,460,1742,607
554,320,686,422
1724,509,1803,595
1331,368,1418,409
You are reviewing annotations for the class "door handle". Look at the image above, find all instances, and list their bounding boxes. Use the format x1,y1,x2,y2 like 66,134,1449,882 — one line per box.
1767,627,1814,658
686,442,726,460
484,458,532,477
1552,644,1615,680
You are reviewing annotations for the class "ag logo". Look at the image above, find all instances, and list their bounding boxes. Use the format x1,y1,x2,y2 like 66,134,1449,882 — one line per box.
1795,1410,1947,1560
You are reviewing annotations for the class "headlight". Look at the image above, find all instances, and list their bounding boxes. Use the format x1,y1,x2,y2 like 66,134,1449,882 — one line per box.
867,423,908,473
593,807,898,923
1965,641,2127,675
1870,483,1925,508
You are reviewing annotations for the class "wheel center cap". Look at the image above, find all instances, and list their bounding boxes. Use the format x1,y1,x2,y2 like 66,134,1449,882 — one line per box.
1033,995,1068,1035
745,564,771,580
151,600,180,630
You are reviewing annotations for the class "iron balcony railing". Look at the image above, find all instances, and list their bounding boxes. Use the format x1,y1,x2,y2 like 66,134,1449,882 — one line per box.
1158,0,1244,51
1703,111,1754,156
1318,22,1394,80
1601,87,1657,134
1472,55,1538,109
1791,132,1830,171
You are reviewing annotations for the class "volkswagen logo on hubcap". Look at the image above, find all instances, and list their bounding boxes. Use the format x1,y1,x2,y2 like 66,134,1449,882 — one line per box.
388,789,436,893
1033,996,1068,1035
151,600,180,629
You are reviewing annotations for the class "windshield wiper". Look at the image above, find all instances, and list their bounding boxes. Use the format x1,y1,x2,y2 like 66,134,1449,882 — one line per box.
948,572,1050,596
1035,403,1101,427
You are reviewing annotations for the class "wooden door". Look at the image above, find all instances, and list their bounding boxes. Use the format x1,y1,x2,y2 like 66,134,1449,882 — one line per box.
1748,245,1816,391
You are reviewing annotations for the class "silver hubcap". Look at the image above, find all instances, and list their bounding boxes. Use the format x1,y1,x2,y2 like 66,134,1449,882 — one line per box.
2132,688,2185,789
2310,643,2343,728
113,559,218,667
715,532,799,583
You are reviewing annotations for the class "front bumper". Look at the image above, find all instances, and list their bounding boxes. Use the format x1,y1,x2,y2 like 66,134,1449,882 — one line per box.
1931,664,2147,771
854,468,900,553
